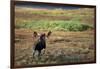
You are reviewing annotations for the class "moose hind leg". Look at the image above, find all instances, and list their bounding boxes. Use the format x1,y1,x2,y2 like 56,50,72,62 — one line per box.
42,49,45,54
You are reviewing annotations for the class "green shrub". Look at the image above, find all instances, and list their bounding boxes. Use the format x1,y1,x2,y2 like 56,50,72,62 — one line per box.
15,20,93,31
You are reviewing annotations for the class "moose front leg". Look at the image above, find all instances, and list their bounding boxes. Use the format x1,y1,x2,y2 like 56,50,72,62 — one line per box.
38,50,41,57
33,50,36,57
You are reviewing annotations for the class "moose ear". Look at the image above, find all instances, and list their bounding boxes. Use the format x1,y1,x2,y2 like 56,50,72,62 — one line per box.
47,31,52,38
33,31,38,37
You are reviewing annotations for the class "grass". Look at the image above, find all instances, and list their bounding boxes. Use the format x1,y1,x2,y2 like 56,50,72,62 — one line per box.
15,20,93,31
15,7,94,24
15,7,94,31
16,7,94,17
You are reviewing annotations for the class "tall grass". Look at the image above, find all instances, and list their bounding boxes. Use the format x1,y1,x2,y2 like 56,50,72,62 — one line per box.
31,8,94,16
15,20,93,31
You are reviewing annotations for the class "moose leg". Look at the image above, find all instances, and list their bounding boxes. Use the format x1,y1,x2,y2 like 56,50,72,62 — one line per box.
33,50,36,57
42,49,45,54
38,50,41,56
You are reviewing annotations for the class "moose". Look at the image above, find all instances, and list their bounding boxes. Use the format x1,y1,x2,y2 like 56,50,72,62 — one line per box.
32,31,52,57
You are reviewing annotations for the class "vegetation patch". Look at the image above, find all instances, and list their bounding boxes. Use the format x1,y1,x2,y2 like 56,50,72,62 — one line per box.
15,20,93,31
